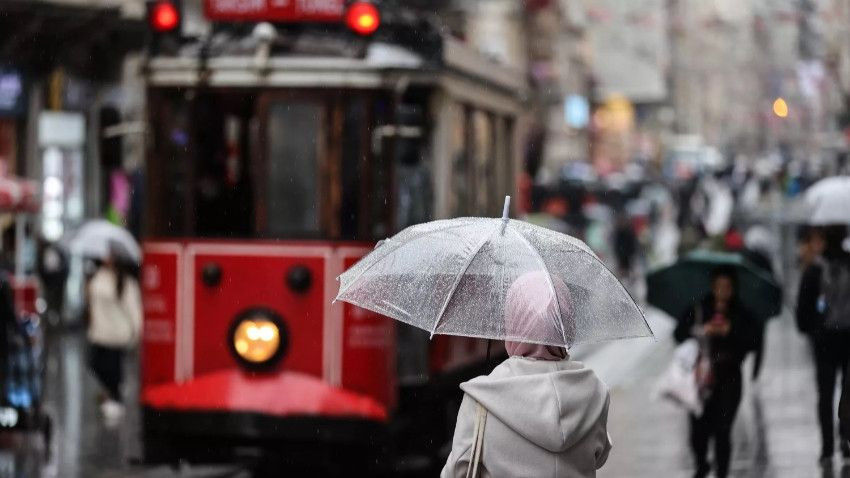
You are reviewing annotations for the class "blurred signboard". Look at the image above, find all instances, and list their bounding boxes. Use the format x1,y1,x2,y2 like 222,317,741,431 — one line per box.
0,69,25,117
204,0,345,22
582,0,667,103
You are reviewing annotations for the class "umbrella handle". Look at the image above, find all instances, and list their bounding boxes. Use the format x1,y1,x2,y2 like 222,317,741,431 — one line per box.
500,196,511,235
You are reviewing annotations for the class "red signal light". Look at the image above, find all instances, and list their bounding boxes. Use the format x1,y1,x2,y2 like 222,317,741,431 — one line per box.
151,1,179,33
346,2,380,36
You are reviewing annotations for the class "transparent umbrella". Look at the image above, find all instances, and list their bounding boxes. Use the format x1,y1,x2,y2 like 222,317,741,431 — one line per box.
335,197,652,347
806,176,850,225
64,219,141,264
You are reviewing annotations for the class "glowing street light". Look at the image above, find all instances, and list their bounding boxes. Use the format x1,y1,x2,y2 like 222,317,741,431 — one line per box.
773,97,788,118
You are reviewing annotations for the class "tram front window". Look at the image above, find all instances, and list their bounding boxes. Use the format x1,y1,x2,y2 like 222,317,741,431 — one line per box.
265,102,322,237
147,90,396,241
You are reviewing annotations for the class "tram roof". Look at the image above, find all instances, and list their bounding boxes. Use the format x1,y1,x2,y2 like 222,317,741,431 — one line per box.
145,34,527,104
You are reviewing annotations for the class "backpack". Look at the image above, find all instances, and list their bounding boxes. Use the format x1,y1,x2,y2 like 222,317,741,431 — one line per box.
819,258,850,331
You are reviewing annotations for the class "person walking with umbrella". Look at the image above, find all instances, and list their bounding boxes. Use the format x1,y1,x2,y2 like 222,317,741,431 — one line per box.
796,224,850,465
673,266,759,478
439,272,611,477
336,197,652,477
85,243,142,425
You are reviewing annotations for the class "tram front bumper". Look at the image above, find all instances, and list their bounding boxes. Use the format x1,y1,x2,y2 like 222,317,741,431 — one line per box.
141,368,389,465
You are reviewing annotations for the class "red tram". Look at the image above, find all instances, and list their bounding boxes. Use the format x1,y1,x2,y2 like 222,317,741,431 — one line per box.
139,0,527,472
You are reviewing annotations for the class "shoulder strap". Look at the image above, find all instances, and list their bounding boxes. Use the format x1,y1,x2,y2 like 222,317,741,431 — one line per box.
465,401,488,478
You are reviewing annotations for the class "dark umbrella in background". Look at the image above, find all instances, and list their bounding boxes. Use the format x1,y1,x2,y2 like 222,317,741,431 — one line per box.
647,250,782,323
647,250,783,379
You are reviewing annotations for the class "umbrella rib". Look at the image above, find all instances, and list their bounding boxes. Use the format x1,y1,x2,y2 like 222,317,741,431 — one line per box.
510,228,569,347
335,219,478,299
429,224,497,338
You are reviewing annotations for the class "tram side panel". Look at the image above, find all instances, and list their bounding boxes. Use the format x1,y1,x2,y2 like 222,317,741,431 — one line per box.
339,250,397,411
141,244,181,386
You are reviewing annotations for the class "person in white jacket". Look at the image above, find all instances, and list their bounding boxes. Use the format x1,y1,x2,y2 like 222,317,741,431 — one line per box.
86,250,142,423
441,272,612,478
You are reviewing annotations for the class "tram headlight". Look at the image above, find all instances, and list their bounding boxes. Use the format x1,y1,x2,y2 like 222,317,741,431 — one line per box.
228,309,288,370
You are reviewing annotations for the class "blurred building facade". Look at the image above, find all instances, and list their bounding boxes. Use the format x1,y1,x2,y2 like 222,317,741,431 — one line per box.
0,0,145,242
524,0,594,184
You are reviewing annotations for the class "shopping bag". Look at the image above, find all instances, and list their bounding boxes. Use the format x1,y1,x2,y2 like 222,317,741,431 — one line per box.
654,338,703,415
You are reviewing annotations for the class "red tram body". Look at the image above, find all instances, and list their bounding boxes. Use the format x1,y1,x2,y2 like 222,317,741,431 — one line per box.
139,1,527,471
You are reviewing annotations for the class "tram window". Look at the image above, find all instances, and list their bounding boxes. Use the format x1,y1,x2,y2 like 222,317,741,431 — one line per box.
449,104,470,217
148,91,193,237
340,98,365,240
472,111,494,216
370,98,393,238
266,102,322,237
394,103,432,229
193,99,253,238
501,117,516,204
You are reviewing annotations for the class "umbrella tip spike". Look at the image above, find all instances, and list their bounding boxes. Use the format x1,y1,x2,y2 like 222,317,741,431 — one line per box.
500,196,511,235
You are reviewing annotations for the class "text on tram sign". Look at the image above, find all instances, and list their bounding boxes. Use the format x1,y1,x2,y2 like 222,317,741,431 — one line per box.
205,0,345,22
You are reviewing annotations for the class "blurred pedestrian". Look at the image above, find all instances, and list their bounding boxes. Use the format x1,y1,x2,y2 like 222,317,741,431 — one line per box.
796,225,850,465
674,266,759,478
841,370,850,458
441,272,611,477
796,225,822,271
36,238,69,327
86,248,142,425
613,214,638,279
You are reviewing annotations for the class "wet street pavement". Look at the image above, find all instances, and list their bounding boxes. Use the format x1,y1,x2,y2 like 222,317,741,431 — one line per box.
1,329,247,478
586,310,845,478
0,308,843,477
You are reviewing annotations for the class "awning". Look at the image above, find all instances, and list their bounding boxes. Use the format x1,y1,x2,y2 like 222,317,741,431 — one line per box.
0,176,39,213
0,1,145,80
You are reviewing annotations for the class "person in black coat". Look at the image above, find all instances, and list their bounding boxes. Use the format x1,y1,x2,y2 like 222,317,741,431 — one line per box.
796,225,850,463
675,266,759,478
841,370,849,453
0,271,18,405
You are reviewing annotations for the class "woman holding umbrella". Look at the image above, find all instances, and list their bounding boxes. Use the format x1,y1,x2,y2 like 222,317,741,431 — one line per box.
86,244,142,425
336,197,652,477
67,220,143,426
674,266,759,478
440,272,612,477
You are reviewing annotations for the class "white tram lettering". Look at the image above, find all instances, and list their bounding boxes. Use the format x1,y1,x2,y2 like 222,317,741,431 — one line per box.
348,324,391,348
144,319,175,343
211,0,266,14
296,0,343,16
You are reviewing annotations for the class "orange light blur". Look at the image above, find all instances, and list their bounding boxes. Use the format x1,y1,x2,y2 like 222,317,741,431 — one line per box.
773,97,788,118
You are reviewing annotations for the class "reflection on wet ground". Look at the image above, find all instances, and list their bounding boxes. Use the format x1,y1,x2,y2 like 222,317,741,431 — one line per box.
0,330,140,478
1,331,247,478
0,311,846,477
599,312,848,478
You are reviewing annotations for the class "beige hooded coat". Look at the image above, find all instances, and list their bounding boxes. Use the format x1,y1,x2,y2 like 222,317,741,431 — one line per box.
441,356,612,478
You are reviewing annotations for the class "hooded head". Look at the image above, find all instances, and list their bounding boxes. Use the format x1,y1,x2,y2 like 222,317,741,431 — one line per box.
504,271,576,360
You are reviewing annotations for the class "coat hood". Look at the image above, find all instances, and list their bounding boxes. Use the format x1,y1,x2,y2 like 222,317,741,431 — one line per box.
460,356,609,453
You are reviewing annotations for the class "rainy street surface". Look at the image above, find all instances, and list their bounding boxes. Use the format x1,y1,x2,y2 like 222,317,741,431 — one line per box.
0,308,841,478
583,310,840,478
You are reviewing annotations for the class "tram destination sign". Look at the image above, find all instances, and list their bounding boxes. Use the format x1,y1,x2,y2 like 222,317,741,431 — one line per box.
205,0,345,22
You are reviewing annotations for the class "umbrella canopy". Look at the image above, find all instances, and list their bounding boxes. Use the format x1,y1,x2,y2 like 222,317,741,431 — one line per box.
806,176,850,225
65,219,141,263
336,198,652,348
646,250,782,323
